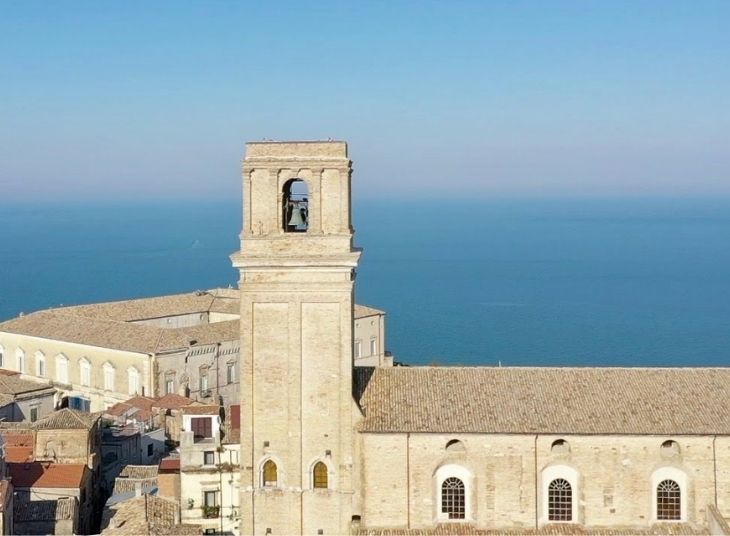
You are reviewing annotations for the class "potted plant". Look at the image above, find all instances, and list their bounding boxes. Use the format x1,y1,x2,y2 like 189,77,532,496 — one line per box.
202,505,220,519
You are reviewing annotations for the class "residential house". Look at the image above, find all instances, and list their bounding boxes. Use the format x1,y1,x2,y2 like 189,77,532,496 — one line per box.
0,370,56,423
0,434,14,536
179,405,239,535
0,408,102,534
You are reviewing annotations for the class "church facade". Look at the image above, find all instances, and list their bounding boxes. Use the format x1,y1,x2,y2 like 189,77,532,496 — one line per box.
233,141,730,536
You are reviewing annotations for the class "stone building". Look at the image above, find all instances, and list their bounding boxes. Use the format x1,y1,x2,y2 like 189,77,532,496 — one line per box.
232,140,730,536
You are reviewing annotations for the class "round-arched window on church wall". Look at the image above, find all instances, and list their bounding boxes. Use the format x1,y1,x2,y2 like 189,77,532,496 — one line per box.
661,440,680,458
441,477,465,520
551,439,570,455
283,179,309,233
445,439,466,453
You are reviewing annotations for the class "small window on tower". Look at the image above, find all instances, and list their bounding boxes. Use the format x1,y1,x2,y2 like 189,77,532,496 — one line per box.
283,179,309,233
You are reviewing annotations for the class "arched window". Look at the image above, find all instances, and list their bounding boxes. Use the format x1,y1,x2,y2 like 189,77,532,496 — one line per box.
103,362,115,391
35,351,46,377
661,440,680,458
313,461,328,489
551,439,570,455
282,179,309,233
56,354,69,384
16,348,25,373
79,358,91,387
263,460,278,487
128,367,139,395
445,439,466,453
657,479,681,521
441,477,465,520
548,478,572,521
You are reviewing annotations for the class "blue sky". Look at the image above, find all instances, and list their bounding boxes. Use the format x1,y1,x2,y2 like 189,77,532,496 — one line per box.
1,1,728,201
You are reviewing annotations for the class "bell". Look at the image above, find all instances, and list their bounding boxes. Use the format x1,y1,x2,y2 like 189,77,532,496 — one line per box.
287,203,307,228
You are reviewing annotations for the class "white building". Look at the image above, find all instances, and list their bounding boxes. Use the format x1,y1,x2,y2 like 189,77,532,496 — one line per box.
178,405,240,535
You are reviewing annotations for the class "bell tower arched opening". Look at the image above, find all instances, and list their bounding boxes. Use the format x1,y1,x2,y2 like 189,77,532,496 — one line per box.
282,178,309,233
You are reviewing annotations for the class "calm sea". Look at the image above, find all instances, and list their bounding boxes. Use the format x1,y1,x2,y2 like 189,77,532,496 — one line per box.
1,198,729,367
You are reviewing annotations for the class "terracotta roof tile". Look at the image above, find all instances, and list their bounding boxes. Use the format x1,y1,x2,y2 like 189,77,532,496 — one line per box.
1,431,34,462
358,366,730,435
158,457,180,472
107,396,157,420
181,405,220,416
154,393,194,410
9,462,87,489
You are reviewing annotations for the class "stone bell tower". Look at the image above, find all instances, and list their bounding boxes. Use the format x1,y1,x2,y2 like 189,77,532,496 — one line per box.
232,141,361,535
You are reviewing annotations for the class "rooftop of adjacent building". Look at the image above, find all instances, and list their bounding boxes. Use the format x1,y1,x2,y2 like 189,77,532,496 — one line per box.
101,492,198,536
0,370,56,407
13,495,76,522
109,464,161,503
8,461,87,489
0,407,100,432
105,393,198,424
0,288,384,354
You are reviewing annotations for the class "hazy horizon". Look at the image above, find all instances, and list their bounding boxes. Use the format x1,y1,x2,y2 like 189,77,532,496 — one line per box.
2,1,728,202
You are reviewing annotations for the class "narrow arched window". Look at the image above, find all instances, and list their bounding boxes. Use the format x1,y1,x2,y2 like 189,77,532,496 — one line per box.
548,478,572,521
282,179,308,232
313,462,328,489
441,477,465,520
103,362,115,391
35,351,46,377
127,367,139,395
56,354,69,384
79,358,91,387
16,348,25,373
657,479,681,520
263,460,278,487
